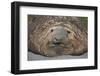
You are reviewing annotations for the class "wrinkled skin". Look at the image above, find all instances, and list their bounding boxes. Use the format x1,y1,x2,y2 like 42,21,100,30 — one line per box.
28,15,87,57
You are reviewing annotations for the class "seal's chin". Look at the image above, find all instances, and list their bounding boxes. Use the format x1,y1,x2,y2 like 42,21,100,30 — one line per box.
45,41,73,57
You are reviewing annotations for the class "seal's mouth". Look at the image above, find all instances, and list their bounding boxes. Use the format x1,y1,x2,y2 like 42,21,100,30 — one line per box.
53,42,62,46
48,42,63,47
48,41,73,48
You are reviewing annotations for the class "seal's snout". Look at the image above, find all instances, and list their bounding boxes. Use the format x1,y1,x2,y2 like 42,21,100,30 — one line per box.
51,26,67,44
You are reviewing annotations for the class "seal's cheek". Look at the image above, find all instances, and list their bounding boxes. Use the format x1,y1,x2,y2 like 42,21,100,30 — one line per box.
63,33,86,55
59,32,80,55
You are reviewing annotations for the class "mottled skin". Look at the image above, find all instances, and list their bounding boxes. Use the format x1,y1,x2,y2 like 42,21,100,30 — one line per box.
28,15,87,57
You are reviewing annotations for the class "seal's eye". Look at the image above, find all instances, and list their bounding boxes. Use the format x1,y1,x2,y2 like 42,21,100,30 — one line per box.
67,30,71,34
51,29,54,32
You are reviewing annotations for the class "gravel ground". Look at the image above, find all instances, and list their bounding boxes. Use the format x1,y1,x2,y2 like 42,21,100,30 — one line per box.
28,51,88,61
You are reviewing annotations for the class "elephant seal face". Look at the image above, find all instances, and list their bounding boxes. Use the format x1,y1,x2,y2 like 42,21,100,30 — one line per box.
40,24,87,57
47,26,69,56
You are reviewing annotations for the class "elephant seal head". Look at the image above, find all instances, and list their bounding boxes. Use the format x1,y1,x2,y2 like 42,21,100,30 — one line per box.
28,16,87,57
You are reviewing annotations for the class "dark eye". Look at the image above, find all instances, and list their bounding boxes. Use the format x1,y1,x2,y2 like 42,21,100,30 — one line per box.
67,30,71,34
51,29,54,32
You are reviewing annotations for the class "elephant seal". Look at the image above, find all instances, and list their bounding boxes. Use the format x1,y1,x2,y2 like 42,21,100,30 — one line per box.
28,15,87,57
